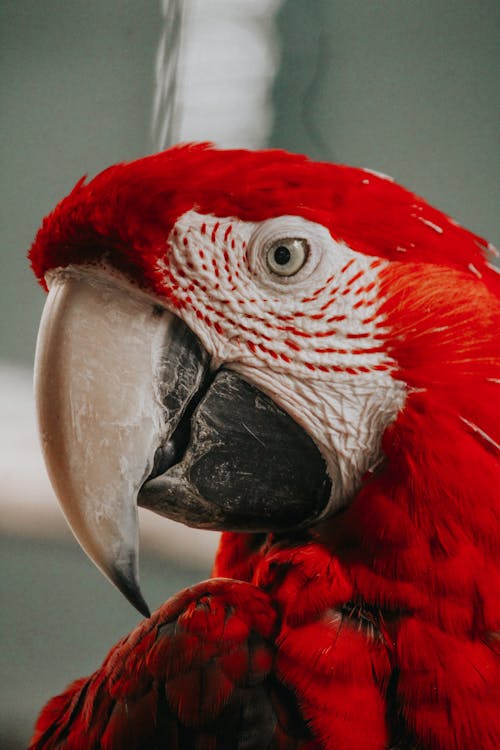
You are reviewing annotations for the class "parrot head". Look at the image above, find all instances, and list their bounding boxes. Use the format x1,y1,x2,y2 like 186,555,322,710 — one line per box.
30,144,499,615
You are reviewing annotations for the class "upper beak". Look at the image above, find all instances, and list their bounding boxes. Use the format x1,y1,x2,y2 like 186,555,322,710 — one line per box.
34,267,331,616
34,267,209,616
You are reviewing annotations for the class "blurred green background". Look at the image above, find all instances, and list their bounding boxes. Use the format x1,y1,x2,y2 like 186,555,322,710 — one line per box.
1,1,498,747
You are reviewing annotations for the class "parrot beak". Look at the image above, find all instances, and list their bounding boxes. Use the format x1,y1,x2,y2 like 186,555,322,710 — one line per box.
34,268,209,617
34,267,330,615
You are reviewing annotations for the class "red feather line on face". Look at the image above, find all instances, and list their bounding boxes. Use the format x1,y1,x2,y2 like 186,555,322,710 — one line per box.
29,143,497,299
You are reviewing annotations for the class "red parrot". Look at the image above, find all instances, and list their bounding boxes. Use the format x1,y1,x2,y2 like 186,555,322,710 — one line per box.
28,145,499,749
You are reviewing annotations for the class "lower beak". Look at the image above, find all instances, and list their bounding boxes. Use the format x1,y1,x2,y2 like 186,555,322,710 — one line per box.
34,268,330,615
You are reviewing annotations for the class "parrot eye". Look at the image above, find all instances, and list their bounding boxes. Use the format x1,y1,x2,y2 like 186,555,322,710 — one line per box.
249,216,326,285
266,238,309,276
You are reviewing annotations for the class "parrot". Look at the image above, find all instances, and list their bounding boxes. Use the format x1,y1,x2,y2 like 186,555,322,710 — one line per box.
27,144,499,750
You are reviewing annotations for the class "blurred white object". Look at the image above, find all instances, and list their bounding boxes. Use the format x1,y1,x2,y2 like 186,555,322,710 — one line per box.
0,363,219,568
153,0,284,150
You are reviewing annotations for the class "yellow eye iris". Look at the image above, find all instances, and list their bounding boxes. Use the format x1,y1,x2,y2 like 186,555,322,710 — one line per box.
266,238,309,276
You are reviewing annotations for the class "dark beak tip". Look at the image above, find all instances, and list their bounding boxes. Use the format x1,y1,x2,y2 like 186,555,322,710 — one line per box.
131,595,151,620
110,566,151,619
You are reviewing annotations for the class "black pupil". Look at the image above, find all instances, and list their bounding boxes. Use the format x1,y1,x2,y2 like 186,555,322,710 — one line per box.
273,245,292,266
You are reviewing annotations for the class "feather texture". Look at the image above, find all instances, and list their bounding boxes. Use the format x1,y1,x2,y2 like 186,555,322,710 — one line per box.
30,579,315,749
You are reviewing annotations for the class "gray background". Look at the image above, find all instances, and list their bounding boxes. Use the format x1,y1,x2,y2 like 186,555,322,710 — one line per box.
1,1,498,747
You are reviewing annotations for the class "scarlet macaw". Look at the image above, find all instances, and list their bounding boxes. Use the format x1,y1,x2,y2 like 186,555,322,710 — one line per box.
28,145,499,749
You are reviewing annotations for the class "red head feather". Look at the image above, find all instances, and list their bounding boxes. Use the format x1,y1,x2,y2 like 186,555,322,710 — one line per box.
30,144,497,295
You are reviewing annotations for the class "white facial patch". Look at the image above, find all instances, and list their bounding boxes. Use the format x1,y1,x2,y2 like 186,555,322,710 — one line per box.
155,211,407,512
